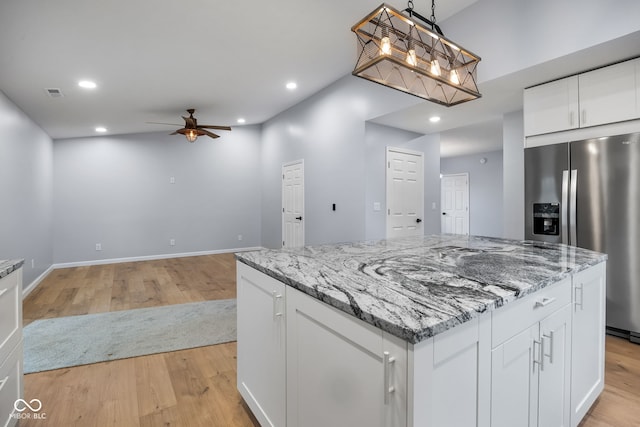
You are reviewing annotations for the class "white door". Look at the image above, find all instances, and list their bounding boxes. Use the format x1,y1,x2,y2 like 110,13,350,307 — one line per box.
282,160,304,248
386,147,424,239
441,173,469,235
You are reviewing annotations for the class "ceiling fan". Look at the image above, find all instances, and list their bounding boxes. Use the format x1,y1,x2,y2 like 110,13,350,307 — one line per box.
149,109,232,142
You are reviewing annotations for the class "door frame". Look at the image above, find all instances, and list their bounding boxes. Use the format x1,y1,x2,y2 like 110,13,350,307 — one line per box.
386,146,425,239
440,172,470,235
282,159,305,248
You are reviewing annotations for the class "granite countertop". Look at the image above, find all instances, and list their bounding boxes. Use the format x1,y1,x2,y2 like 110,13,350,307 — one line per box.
236,235,606,344
0,259,25,279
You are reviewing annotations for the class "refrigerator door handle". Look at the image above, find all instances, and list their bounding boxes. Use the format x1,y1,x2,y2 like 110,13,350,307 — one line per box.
570,169,578,246
561,170,569,244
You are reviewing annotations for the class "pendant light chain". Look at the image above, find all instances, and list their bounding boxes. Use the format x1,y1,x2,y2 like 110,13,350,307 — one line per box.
430,0,437,26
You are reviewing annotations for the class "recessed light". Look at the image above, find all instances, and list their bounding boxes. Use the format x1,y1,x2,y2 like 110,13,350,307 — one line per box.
95,126,107,133
286,81,297,90
429,116,441,123
237,118,246,124
78,80,97,89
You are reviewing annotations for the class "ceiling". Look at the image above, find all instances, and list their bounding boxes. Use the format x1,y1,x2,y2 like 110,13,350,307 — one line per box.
1,0,640,157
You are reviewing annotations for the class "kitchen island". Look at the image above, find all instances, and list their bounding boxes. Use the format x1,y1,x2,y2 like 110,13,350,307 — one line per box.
236,235,606,427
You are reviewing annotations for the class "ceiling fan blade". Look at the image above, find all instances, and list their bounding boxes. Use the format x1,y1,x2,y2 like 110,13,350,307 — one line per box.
198,125,232,131
200,129,220,139
147,122,183,126
170,128,188,135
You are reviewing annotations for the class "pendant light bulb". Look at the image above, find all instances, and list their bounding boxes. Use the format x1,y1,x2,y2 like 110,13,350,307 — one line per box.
430,59,441,76
380,27,391,55
450,69,460,85
406,49,417,66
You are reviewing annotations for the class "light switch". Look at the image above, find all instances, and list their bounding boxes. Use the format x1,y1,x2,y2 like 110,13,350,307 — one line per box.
373,202,381,211
432,202,437,210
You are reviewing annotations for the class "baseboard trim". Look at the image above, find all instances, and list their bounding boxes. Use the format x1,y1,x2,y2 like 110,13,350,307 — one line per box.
22,246,263,299
23,264,55,298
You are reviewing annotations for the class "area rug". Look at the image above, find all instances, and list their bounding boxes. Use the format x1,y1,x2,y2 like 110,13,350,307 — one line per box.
23,299,236,374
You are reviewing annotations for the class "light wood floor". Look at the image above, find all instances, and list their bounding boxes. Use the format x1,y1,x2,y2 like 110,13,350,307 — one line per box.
22,254,640,426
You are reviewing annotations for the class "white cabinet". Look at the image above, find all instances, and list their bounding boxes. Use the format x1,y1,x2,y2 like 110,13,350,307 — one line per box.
524,58,640,137
490,278,572,427
570,263,606,427
524,76,579,137
578,59,639,128
236,263,286,427
285,286,407,427
0,266,23,427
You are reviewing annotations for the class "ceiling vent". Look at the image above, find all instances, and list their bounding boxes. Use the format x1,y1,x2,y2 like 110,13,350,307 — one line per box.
45,88,64,98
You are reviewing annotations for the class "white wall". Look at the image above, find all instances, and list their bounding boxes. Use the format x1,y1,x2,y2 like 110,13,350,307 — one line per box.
441,150,504,238
0,91,53,286
260,75,424,248
52,127,262,263
502,110,525,239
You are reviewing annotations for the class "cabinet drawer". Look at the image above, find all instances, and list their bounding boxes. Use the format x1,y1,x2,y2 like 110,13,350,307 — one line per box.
492,278,571,347
0,271,21,365
0,341,23,427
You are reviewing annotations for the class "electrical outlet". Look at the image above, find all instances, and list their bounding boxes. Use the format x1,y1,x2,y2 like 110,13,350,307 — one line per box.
95,243,102,251
238,234,243,241
169,176,176,184
170,239,176,246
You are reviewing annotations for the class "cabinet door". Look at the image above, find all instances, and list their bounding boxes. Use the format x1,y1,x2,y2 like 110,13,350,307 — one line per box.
524,76,579,136
538,304,572,427
570,263,606,427
491,325,538,427
236,263,286,427
286,287,406,427
578,60,638,127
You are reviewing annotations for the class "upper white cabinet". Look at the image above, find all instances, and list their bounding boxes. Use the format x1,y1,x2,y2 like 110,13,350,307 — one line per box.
524,58,640,137
578,59,639,127
524,76,579,136
236,263,287,427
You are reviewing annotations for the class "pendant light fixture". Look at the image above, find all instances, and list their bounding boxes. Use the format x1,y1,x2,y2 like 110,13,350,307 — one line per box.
351,1,481,106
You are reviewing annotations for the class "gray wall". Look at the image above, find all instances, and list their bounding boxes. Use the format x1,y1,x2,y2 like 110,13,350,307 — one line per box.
502,110,525,239
52,127,262,263
443,0,640,84
365,123,441,240
441,150,504,238
0,91,53,286
260,75,423,248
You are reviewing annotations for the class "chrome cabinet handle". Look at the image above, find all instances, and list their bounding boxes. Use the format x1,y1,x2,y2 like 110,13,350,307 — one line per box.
535,297,556,308
569,111,575,127
0,289,7,298
272,291,283,320
383,351,396,405
0,376,8,391
533,339,543,372
574,284,584,311
542,331,555,364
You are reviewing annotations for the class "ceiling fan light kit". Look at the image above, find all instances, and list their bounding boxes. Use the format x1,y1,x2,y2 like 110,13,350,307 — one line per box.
351,2,481,107
151,109,232,143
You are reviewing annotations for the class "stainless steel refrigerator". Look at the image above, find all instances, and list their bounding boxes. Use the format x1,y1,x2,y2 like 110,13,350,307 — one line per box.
525,132,640,343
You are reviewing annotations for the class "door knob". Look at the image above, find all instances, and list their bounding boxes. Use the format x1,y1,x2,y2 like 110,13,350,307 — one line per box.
416,218,422,223
295,216,303,220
